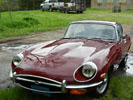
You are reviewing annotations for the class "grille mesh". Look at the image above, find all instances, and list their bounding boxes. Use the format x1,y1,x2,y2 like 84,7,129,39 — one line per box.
15,75,62,93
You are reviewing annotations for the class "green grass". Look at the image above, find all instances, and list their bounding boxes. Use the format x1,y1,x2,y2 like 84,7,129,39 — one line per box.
0,77,133,100
0,9,133,39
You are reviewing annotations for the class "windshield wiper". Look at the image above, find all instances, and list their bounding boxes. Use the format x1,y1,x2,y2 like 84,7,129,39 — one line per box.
63,37,76,39
89,38,104,41
104,38,115,40
103,38,116,42
75,36,88,39
64,36,88,39
90,38,115,42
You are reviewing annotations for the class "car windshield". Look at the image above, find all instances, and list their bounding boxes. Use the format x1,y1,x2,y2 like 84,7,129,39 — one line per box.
44,0,57,3
50,0,58,2
64,23,117,41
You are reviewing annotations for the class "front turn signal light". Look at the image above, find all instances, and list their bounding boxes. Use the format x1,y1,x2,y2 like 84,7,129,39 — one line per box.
70,89,86,95
100,73,106,79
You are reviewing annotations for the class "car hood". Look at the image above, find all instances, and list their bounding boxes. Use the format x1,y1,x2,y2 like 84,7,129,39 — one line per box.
16,39,115,83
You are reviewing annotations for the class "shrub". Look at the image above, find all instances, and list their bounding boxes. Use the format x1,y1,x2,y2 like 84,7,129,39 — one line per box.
0,17,40,31
23,17,40,25
0,26,5,32
5,21,29,28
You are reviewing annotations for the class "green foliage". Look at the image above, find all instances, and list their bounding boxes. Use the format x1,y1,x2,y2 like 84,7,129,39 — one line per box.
23,17,40,25
109,77,133,100
97,77,133,100
0,0,20,11
18,0,44,10
0,0,2,3
5,21,29,28
0,17,39,30
0,0,3,10
0,9,133,39
0,27,4,32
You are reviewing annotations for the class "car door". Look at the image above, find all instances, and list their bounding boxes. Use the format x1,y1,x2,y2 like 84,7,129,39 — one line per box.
116,23,128,61
43,1,50,10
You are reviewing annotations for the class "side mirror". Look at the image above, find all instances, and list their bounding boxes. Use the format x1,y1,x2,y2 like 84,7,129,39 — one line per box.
123,32,126,38
121,34,126,39
122,36,125,39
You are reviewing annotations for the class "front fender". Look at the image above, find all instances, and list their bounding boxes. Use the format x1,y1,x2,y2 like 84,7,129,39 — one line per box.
90,47,116,80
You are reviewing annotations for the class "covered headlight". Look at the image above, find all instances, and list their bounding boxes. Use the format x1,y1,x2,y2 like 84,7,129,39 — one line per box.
82,62,97,78
12,53,24,67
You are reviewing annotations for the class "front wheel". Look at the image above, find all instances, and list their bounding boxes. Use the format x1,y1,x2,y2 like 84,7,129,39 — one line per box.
119,54,128,68
80,11,83,13
59,9,63,12
94,71,110,97
49,7,53,12
77,11,80,13
64,10,68,13
41,7,44,12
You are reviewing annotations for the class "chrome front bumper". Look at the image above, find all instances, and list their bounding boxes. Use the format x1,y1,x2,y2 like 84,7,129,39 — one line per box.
10,70,102,94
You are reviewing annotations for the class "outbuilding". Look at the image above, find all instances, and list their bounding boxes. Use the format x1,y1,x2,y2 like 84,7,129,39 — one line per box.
90,0,133,9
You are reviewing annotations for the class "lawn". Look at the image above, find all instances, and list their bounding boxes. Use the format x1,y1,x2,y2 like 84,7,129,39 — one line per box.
0,77,133,100
0,9,133,39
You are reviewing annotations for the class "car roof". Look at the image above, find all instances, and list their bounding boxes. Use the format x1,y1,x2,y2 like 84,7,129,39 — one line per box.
70,20,117,26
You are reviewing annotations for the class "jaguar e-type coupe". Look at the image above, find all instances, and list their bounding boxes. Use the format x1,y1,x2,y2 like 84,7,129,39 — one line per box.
10,20,131,97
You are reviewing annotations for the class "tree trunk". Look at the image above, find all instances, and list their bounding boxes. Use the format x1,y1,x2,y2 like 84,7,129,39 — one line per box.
6,0,13,22
33,0,35,10
0,9,1,18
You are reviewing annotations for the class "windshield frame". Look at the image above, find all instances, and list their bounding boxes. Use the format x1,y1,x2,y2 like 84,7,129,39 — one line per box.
64,23,118,42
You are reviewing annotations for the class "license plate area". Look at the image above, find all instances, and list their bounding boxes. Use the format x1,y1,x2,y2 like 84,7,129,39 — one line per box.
31,85,51,97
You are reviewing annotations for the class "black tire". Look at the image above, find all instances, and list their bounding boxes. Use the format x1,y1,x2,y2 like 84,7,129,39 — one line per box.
64,10,68,14
59,9,62,12
77,11,80,13
94,70,110,97
41,8,44,12
80,11,83,13
49,7,53,12
119,54,128,68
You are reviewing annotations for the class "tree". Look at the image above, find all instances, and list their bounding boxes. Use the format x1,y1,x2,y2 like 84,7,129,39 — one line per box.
0,0,3,18
19,0,44,10
6,0,13,22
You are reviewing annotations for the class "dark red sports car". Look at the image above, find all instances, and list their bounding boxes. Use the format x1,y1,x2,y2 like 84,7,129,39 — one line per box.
10,20,131,97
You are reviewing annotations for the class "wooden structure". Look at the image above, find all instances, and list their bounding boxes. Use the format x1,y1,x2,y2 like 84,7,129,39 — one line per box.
91,0,133,9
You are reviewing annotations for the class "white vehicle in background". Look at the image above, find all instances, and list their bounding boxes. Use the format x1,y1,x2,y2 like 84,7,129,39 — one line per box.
40,0,64,12
60,0,86,13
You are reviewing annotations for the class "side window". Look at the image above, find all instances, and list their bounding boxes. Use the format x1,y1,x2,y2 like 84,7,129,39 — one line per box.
116,24,125,38
45,1,49,3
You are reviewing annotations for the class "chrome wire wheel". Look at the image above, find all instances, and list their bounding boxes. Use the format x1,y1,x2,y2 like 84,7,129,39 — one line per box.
96,73,109,94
